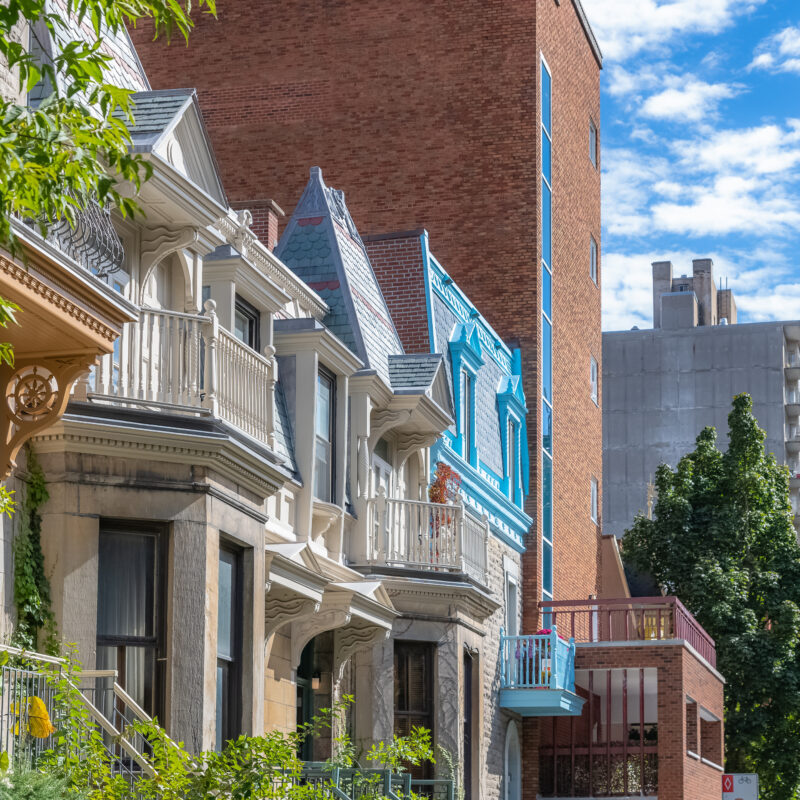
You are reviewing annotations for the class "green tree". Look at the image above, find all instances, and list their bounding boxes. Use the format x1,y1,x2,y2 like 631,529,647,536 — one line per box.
0,0,215,250
623,393,800,800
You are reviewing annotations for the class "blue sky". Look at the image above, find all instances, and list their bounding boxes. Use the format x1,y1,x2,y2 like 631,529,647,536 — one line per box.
580,0,800,331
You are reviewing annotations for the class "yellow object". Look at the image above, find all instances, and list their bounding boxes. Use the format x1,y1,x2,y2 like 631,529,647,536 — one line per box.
26,697,55,739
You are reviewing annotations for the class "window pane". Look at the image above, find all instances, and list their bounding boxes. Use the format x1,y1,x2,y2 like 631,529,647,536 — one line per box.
542,264,552,320
316,373,332,440
543,453,553,544
542,318,552,404
218,550,235,660
543,400,552,455
234,309,250,345
542,181,552,269
590,237,597,282
314,439,331,502
508,421,517,499
542,131,551,187
543,540,553,595
461,371,472,459
97,532,155,638
541,63,551,134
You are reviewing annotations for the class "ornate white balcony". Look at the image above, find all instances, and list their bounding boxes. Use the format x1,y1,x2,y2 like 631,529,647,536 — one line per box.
83,300,276,448
368,489,489,585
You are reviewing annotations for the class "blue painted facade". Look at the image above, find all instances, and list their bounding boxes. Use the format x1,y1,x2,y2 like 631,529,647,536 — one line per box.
419,232,533,552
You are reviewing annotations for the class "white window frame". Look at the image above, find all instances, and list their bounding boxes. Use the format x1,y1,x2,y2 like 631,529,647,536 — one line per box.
591,476,599,523
590,356,598,405
590,235,598,285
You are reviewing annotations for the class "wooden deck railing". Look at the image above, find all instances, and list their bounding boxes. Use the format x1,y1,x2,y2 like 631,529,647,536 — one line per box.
539,597,717,667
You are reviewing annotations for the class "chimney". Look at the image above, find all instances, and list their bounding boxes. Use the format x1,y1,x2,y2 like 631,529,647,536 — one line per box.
691,258,716,326
651,261,673,329
232,199,286,251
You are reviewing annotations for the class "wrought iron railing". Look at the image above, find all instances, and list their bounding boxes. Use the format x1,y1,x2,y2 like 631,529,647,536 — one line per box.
539,596,717,667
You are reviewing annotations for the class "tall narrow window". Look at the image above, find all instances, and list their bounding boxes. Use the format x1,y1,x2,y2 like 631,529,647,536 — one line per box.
460,370,473,462
394,642,434,778
507,419,517,502
97,524,165,721
541,55,554,603
590,235,598,284
314,369,335,502
591,476,599,522
234,294,260,351
216,546,242,751
505,574,519,638
590,118,598,168
590,356,598,404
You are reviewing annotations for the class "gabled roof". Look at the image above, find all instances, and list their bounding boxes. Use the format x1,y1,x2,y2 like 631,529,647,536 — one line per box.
119,89,227,206
388,354,443,391
275,168,404,384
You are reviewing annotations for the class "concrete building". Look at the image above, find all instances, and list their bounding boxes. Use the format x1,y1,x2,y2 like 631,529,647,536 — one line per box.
604,258,800,541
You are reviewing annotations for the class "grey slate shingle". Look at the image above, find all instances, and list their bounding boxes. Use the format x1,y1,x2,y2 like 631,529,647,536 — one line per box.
388,354,443,391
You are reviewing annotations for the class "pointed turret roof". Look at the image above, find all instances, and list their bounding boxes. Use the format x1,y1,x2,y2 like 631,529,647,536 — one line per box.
276,168,404,383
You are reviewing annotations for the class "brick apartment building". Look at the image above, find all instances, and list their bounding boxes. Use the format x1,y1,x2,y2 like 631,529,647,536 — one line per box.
131,2,726,798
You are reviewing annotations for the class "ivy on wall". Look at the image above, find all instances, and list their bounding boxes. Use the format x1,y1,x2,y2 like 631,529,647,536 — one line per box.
12,446,56,654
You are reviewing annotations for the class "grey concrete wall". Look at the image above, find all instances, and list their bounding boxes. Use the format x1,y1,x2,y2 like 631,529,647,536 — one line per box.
603,321,789,539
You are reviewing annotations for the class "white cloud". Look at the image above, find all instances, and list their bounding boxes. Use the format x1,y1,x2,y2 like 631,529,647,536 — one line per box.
675,120,800,174
580,0,765,61
640,78,739,121
749,25,800,75
652,175,800,236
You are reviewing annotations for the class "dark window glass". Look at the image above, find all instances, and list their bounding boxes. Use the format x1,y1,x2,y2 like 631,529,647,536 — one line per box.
233,294,260,351
216,546,242,751
542,540,553,596
507,420,517,502
395,642,434,778
590,118,598,167
543,400,553,455
97,525,164,720
314,370,335,502
590,236,598,284
461,370,473,462
542,181,552,269
543,453,553,545
542,318,552,404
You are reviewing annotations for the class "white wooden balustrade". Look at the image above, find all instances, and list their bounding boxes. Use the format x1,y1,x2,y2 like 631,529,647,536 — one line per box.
370,489,489,585
87,301,275,448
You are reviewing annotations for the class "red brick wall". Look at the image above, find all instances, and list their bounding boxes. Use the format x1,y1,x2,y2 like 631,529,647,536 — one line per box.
363,232,430,355
132,0,602,611
575,643,725,800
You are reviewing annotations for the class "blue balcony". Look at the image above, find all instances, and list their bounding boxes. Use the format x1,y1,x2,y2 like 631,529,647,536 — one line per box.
499,629,584,716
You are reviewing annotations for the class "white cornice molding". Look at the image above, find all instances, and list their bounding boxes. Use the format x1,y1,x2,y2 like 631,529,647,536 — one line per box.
32,416,287,499
216,212,327,320
203,256,290,313
275,327,363,376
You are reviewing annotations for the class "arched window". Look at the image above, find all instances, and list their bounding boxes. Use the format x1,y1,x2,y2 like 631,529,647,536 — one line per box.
505,721,521,800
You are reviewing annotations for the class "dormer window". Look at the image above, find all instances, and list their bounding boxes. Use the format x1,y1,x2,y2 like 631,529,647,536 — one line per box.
460,369,474,463
507,419,518,503
314,369,335,502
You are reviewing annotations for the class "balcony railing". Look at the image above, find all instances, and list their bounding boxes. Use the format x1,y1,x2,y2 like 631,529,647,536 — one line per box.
498,629,583,716
787,352,800,369
539,597,717,668
369,490,489,585
787,389,800,405
87,303,275,447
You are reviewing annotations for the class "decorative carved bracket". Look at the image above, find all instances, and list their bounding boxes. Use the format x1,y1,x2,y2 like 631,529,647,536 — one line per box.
138,226,198,304
264,591,321,666
395,432,439,471
333,623,390,684
290,607,352,671
1,354,96,476
368,408,413,451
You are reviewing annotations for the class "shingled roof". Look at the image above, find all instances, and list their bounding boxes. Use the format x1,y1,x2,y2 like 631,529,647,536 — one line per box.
388,354,443,392
276,168,404,383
